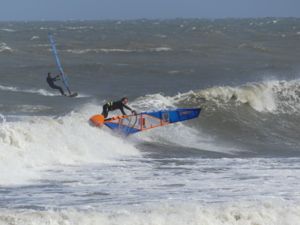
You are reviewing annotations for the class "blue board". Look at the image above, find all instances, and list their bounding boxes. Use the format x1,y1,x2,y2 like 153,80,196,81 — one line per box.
104,108,201,135
48,34,71,94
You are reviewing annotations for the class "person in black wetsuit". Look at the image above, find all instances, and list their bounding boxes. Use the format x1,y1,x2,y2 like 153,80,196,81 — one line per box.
102,97,136,119
46,72,65,96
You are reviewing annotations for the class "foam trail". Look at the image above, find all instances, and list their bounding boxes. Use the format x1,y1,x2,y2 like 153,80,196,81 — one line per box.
0,84,59,96
0,84,90,98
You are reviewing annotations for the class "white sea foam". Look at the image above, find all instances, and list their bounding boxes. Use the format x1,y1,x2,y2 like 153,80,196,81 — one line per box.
66,48,134,54
0,85,58,96
132,93,176,111
66,47,172,54
238,43,269,52
0,42,13,53
0,28,15,32
30,36,40,40
0,201,299,225
149,47,172,52
0,105,139,185
65,26,94,30
0,84,89,98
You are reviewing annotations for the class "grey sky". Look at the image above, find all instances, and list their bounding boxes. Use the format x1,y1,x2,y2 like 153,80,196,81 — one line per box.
0,0,299,21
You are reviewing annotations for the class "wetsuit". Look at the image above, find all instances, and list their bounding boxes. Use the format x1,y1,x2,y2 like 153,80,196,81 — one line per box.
46,75,65,96
102,100,133,118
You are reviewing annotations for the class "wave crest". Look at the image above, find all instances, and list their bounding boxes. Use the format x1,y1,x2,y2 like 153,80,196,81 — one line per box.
176,79,300,114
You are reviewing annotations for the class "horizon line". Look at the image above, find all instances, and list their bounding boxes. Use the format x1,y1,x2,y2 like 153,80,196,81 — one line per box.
0,16,300,23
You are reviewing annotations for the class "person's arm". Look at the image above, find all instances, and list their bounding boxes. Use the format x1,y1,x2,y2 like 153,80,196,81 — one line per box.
123,104,132,111
120,107,126,115
123,104,137,115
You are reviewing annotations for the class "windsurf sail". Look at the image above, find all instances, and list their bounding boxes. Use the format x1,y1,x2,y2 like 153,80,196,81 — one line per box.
48,34,72,95
103,108,201,135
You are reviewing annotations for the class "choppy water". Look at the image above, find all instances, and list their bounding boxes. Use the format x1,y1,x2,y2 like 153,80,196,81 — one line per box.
1,18,300,224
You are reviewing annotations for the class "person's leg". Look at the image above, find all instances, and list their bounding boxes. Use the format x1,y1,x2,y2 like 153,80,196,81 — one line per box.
57,87,65,96
51,85,65,96
101,104,109,118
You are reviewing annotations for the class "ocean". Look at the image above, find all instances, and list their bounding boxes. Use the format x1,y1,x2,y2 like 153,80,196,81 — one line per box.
1,18,300,224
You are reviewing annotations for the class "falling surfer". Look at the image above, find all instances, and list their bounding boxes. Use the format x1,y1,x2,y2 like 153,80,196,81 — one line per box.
102,97,137,119
46,72,66,96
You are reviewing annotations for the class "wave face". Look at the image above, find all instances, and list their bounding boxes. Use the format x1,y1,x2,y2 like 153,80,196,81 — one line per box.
128,79,300,156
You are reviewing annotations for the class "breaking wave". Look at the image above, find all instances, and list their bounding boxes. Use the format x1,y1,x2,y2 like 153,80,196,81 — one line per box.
1,78,300,185
175,79,300,114
0,105,139,185
130,79,300,155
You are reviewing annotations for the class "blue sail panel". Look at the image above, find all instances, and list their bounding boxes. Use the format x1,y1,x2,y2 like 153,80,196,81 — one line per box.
104,108,201,136
105,122,141,135
48,34,70,93
147,108,201,124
